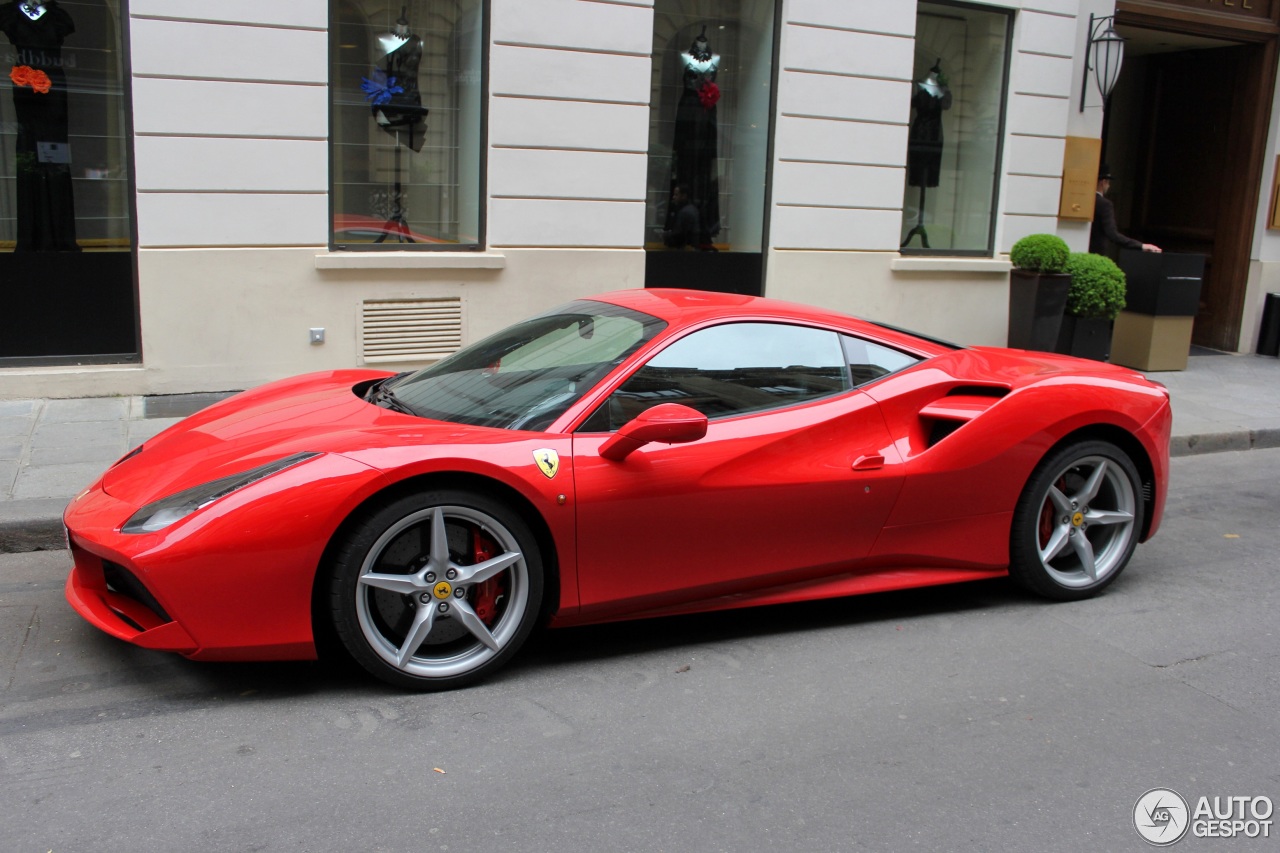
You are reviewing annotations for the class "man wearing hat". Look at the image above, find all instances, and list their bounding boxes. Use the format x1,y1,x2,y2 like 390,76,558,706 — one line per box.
1090,164,1161,255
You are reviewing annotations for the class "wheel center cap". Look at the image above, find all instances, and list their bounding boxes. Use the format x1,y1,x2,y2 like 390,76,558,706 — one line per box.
433,581,453,599
1072,511,1085,527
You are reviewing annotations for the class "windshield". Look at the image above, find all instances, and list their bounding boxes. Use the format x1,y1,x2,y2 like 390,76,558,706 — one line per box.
388,300,668,431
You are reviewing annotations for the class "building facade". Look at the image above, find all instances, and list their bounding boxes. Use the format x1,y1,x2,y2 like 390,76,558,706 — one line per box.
2,0,1279,398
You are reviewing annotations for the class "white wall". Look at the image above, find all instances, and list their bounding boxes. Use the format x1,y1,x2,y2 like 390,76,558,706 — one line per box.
770,0,914,251
129,1,330,248
487,0,653,248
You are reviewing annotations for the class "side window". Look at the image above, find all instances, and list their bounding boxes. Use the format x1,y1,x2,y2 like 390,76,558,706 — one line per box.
583,323,849,430
841,335,920,386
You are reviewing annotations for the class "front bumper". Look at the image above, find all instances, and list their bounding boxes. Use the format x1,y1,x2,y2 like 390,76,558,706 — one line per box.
63,453,390,661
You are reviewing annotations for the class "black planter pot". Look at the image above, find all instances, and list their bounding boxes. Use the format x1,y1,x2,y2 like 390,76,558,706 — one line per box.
1007,270,1071,352
1055,315,1112,361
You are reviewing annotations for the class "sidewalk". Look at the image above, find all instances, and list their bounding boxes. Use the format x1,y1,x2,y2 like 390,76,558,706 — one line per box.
2,353,1278,553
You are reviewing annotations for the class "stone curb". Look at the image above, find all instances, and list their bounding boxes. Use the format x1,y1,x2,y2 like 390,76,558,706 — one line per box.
1169,427,1280,457
3,428,1277,555
0,498,68,554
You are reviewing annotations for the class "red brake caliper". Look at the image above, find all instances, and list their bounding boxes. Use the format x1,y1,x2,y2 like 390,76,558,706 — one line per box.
1038,477,1064,548
470,528,506,626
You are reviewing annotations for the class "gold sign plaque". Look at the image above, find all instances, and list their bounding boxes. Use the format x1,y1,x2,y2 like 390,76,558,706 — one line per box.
1270,155,1280,229
1059,136,1102,221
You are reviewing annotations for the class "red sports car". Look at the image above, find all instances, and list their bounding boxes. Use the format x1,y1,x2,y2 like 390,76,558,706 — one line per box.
64,289,1171,690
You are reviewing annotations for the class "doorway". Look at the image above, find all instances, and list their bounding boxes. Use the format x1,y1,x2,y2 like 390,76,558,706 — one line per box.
1105,22,1278,351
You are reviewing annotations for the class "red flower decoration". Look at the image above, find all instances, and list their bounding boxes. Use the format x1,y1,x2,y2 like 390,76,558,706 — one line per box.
698,81,720,110
9,65,51,93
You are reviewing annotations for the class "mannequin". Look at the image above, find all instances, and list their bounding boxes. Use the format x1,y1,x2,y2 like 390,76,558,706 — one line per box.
361,7,428,242
902,61,952,249
1,0,78,251
368,7,427,153
668,25,721,249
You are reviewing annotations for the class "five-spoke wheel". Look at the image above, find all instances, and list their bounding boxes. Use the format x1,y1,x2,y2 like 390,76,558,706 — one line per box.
329,489,543,690
1010,440,1143,600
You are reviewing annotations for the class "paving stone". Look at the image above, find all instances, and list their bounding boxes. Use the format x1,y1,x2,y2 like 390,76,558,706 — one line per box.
0,415,35,439
41,397,131,424
12,462,106,501
0,441,24,462
0,399,37,417
28,421,126,450
28,443,123,467
0,460,16,499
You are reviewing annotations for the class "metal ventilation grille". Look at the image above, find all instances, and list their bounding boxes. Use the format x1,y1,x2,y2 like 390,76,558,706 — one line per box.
361,298,463,364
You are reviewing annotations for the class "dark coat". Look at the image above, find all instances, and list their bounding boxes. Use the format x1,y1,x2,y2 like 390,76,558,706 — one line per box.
1090,192,1143,254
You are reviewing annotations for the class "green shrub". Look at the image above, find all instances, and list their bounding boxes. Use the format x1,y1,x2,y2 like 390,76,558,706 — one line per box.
1010,234,1070,274
1064,252,1126,319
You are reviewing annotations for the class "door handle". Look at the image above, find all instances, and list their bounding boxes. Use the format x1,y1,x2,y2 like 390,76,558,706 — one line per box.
852,454,885,471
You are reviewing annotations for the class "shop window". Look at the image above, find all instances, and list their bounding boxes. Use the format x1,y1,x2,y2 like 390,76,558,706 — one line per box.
645,1,775,260
1,0,132,252
900,1,1011,255
330,0,483,249
1,0,137,363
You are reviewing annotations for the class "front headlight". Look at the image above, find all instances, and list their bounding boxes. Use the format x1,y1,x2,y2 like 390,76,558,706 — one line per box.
122,452,321,534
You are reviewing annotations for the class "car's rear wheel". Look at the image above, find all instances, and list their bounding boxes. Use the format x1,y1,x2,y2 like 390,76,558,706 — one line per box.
1009,440,1143,601
329,489,543,690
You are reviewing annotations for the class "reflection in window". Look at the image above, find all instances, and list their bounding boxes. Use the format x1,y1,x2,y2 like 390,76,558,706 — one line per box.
585,322,849,429
331,0,483,249
392,300,666,431
900,1,1011,255
841,335,920,386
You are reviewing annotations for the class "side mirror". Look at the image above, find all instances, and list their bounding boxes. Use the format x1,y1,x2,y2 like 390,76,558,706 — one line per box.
599,403,708,462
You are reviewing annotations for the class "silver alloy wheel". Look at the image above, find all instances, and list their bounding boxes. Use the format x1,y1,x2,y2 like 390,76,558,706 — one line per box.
354,504,530,679
1034,454,1137,589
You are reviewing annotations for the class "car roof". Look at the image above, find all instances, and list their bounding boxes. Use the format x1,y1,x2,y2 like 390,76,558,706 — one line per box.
582,288,956,356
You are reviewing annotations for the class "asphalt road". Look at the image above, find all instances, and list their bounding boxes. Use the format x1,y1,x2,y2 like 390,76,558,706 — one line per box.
2,448,1278,853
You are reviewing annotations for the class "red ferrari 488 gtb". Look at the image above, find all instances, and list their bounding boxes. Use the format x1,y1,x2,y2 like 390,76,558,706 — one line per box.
65,289,1171,690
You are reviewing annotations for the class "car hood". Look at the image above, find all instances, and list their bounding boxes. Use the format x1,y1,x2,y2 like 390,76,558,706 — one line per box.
101,370,488,506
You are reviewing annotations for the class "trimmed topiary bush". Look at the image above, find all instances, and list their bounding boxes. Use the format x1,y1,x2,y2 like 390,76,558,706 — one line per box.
1064,252,1126,319
1010,234,1070,274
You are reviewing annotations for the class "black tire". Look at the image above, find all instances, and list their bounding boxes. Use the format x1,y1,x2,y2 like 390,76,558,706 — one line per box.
328,489,544,690
1009,440,1144,601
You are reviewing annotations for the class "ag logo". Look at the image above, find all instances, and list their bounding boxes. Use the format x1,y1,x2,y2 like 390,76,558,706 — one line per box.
533,448,559,479
1134,788,1190,846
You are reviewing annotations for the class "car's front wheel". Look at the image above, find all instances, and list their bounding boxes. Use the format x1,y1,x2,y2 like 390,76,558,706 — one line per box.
329,489,543,690
1009,440,1144,600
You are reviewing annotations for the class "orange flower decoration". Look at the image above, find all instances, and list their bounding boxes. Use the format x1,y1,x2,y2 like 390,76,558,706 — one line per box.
9,65,51,94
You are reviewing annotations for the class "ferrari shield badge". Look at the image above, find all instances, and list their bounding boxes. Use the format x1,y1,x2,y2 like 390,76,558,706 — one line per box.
534,448,560,479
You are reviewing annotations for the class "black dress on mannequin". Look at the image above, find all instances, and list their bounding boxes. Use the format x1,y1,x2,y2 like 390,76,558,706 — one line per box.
371,10,428,153
902,62,951,249
1,0,78,252
668,26,720,248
